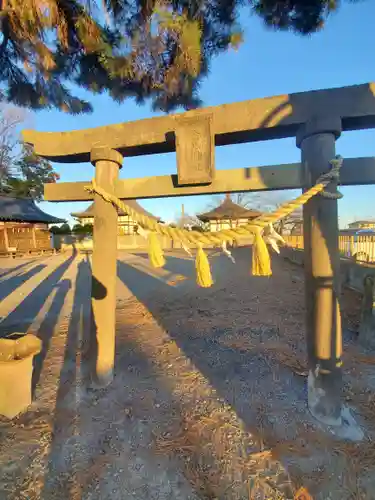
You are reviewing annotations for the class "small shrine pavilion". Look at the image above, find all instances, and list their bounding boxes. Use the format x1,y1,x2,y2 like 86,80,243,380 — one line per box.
198,194,262,232
0,194,64,254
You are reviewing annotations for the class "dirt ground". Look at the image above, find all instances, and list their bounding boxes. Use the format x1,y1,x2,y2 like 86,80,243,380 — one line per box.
0,248,374,500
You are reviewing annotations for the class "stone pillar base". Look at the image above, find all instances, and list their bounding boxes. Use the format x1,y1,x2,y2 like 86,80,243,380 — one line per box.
307,369,342,426
308,370,364,441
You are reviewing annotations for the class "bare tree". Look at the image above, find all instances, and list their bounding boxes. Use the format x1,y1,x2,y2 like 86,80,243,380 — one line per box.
275,207,303,235
0,105,28,185
175,212,209,231
207,191,289,212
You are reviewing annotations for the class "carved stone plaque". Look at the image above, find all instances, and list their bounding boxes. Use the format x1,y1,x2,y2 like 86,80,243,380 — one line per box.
175,114,215,185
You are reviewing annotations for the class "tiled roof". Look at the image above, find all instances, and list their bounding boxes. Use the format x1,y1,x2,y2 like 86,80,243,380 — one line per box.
198,197,261,221
0,195,65,224
71,200,160,221
348,220,375,226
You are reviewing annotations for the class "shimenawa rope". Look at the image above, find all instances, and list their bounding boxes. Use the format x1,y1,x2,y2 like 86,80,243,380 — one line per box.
84,156,343,288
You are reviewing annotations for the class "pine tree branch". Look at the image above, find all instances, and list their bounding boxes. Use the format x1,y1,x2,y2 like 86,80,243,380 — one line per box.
0,15,10,59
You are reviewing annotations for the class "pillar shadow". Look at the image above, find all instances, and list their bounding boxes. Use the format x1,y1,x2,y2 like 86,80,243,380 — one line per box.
117,250,283,430
116,252,297,496
36,248,293,499
41,255,93,498
127,250,196,279
134,250,195,278
0,259,37,279
0,263,46,301
41,320,193,498
120,249,237,296
32,278,72,393
155,254,197,279
0,250,77,338
40,289,291,499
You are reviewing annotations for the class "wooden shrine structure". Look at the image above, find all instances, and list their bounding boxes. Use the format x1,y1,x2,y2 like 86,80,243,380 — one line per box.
23,82,375,427
0,194,64,256
71,199,160,235
198,194,261,232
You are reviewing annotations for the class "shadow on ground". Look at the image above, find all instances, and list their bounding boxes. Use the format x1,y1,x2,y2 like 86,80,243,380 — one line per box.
0,259,38,279
0,251,77,338
40,325,201,499
0,262,46,302
133,251,197,280
40,255,95,499
117,250,305,489
39,256,211,499
117,249,306,423
33,251,292,500
0,252,78,403
116,248,375,498
1,249,367,499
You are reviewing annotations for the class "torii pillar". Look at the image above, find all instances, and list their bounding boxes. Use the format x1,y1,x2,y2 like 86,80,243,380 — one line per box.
297,117,343,425
90,146,123,387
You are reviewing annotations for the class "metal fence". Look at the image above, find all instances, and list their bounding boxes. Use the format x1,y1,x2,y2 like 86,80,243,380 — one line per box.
283,234,375,263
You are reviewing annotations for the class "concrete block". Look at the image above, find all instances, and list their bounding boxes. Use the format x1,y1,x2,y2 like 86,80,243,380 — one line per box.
0,334,42,419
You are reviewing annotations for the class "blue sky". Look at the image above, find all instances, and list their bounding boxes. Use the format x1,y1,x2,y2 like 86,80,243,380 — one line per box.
34,1,375,228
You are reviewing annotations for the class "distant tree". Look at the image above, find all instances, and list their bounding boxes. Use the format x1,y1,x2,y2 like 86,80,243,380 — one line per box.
175,212,208,231
190,225,206,233
232,193,259,209
188,217,209,232
0,106,58,200
59,223,71,234
1,145,59,200
0,1,360,113
49,225,62,235
72,223,84,234
209,191,288,213
72,222,93,235
83,223,93,235
275,207,303,235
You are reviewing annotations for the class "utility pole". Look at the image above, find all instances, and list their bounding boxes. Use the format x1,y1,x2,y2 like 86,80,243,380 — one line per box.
180,203,185,228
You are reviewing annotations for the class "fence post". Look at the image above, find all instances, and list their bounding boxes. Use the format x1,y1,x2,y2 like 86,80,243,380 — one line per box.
297,117,344,426
31,226,37,250
358,276,375,349
350,236,355,258
3,223,9,252
90,146,123,387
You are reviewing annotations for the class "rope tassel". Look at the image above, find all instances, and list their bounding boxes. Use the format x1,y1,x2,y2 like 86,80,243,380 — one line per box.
252,230,272,277
195,246,213,288
148,232,165,268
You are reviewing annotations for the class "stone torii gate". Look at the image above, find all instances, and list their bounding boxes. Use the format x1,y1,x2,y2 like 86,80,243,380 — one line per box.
23,82,375,427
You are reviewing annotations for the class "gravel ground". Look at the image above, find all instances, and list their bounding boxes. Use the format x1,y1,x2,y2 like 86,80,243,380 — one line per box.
0,249,374,499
